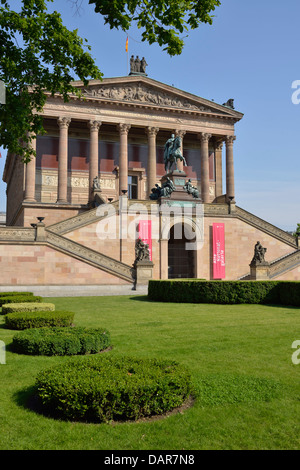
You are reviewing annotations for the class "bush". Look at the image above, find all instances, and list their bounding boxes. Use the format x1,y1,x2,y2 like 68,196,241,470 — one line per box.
0,292,33,297
35,355,193,422
0,295,42,307
12,327,111,355
148,280,281,304
2,302,55,315
5,310,74,330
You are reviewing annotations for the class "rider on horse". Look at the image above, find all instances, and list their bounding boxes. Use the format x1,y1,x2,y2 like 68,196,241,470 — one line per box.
164,134,187,172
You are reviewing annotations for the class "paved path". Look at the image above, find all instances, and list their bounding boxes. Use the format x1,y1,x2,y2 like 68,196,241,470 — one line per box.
0,285,148,297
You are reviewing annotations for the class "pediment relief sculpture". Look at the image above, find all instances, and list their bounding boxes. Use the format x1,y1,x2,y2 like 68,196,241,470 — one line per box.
82,83,220,114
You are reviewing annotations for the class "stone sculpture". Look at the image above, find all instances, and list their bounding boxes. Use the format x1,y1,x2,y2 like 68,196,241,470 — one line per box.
251,241,267,264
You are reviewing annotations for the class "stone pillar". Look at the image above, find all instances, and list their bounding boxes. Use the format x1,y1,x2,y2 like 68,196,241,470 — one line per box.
24,135,36,202
57,117,71,203
175,130,186,172
118,123,131,195
214,140,223,198
135,260,154,288
160,238,169,279
199,133,211,203
225,135,236,203
88,120,102,202
146,127,159,196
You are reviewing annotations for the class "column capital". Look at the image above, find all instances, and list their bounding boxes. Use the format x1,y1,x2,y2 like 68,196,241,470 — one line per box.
175,129,186,138
88,120,102,132
57,116,71,129
225,135,236,145
118,123,131,135
198,132,212,143
214,139,224,151
145,126,159,137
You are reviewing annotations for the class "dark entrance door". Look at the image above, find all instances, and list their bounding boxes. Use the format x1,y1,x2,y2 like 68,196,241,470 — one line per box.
168,224,195,279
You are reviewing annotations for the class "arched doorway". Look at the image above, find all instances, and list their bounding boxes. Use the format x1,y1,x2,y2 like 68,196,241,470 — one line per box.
168,223,195,279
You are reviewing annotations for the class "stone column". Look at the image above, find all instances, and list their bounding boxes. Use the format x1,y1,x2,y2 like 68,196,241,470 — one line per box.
175,130,186,172
118,123,131,195
199,133,211,203
57,117,71,203
24,135,37,202
214,139,223,198
225,135,236,202
88,120,102,202
146,127,159,196
160,239,169,280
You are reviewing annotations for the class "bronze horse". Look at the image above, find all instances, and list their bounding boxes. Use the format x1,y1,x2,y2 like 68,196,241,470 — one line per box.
164,135,187,172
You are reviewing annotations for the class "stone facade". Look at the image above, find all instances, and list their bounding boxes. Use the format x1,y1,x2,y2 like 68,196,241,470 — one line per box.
1,74,299,288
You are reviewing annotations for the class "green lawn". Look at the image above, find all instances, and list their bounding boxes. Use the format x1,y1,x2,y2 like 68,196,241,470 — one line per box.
0,295,299,450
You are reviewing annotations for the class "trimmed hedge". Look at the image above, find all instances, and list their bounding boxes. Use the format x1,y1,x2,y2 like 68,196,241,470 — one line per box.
0,292,33,297
35,355,193,422
2,302,55,315
5,310,74,330
0,295,42,307
12,327,111,355
148,280,300,306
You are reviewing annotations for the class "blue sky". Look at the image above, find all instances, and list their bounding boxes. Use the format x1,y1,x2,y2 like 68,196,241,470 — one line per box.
1,0,299,231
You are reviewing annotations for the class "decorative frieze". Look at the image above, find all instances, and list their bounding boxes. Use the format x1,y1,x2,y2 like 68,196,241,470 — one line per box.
83,83,218,114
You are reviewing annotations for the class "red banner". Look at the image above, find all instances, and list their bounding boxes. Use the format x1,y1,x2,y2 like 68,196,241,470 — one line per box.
139,220,152,261
213,223,225,279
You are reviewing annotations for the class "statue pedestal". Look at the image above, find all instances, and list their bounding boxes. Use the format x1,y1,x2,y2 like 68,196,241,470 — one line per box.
249,261,270,280
134,260,154,287
160,171,198,201
90,189,106,208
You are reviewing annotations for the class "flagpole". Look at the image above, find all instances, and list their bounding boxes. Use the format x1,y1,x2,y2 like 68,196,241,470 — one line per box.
126,36,129,75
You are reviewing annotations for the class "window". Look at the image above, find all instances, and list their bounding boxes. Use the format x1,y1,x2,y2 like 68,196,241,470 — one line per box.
128,175,138,199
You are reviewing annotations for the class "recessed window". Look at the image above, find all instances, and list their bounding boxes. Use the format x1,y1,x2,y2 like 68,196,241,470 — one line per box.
128,175,138,199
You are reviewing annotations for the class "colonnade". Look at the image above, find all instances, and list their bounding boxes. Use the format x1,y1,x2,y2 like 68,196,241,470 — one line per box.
23,117,236,204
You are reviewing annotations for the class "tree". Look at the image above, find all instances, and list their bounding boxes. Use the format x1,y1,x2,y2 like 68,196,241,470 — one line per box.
89,0,221,55
0,0,221,162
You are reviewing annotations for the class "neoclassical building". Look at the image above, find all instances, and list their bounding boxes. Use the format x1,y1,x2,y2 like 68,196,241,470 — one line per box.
1,72,300,292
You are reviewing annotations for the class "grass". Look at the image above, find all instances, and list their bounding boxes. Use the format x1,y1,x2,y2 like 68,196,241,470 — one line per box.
0,295,299,450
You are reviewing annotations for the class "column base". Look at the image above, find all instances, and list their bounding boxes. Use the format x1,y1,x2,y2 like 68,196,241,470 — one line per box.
56,199,68,204
23,198,37,203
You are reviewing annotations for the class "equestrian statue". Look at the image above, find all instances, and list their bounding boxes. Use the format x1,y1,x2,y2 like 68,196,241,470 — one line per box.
164,134,187,173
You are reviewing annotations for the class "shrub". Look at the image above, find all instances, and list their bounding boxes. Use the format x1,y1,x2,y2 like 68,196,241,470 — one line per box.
278,281,300,306
0,292,33,297
148,280,281,304
35,355,193,422
0,295,42,307
12,327,111,356
5,310,74,330
2,302,55,315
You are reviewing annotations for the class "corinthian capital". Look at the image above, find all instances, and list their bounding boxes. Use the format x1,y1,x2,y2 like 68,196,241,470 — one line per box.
175,129,186,139
145,127,159,137
199,132,212,143
57,117,71,129
88,120,102,132
225,135,236,145
118,123,131,135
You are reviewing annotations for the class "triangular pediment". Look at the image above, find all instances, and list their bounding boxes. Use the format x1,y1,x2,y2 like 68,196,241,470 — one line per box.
71,76,243,120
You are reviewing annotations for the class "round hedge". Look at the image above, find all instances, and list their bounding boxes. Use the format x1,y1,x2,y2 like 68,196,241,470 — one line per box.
12,327,111,356
35,355,193,422
5,310,74,330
